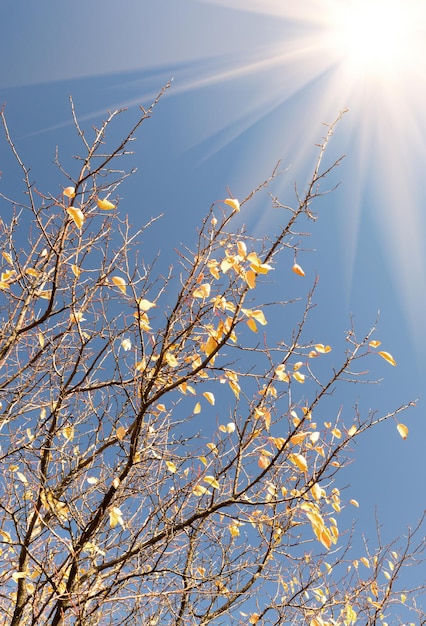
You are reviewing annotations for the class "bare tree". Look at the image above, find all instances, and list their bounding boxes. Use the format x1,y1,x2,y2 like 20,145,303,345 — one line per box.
0,87,423,626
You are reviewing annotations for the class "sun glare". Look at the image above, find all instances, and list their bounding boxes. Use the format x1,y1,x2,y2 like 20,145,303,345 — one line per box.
329,0,422,79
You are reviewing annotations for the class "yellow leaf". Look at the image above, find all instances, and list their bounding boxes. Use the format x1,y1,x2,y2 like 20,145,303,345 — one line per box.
311,482,322,501
250,309,267,325
97,197,116,210
138,298,156,311
360,557,370,568
292,262,305,276
237,241,247,258
166,460,177,473
293,361,303,371
315,343,332,353
71,264,81,278
62,425,74,441
38,332,45,348
194,402,201,414
292,371,305,384
258,454,270,469
204,475,220,489
289,453,308,472
224,197,240,212
193,484,211,496
63,186,76,198
378,351,396,366
350,499,359,507
275,364,289,382
165,352,179,367
369,340,381,348
203,391,215,405
331,427,342,439
16,472,28,484
116,426,126,441
396,423,408,439
2,251,13,265
247,318,258,333
245,269,256,289
112,276,127,294
67,207,85,229
193,283,211,299
347,425,357,437
109,507,125,529
290,432,308,445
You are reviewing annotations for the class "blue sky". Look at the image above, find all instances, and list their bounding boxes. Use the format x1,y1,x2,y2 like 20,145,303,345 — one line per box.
1,0,425,605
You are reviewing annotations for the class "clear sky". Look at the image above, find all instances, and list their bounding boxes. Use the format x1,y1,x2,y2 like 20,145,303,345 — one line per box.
1,0,425,605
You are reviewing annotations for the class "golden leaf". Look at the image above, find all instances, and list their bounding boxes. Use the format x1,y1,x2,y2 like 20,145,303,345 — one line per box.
2,251,13,265
369,340,381,348
109,507,125,529
193,485,211,497
166,461,177,473
396,423,408,439
203,391,215,405
67,207,84,229
378,351,396,366
250,309,267,325
237,241,247,258
63,186,76,198
193,283,211,299
116,426,126,441
258,454,270,469
289,453,308,472
71,264,81,278
224,197,240,212
63,425,74,441
292,371,305,384
112,276,127,294
245,269,256,289
247,318,258,333
194,402,201,414
292,262,305,276
97,198,116,210
350,499,359,507
204,475,220,489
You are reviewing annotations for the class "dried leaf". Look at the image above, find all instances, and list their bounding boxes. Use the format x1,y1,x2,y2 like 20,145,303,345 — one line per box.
116,426,126,441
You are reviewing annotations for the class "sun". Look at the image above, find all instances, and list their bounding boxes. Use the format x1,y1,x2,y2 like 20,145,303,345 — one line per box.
327,0,423,80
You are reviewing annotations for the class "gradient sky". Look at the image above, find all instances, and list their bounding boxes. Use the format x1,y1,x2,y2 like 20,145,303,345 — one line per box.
1,0,425,608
